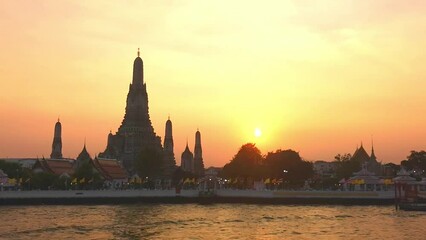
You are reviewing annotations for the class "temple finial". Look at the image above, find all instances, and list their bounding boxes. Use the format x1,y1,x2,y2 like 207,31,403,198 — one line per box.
137,48,140,57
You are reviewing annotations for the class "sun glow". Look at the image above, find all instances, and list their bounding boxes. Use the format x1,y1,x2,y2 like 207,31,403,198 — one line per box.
254,128,262,138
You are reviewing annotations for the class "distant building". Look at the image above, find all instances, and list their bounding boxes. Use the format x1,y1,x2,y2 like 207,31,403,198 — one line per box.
193,130,205,177
351,143,381,175
99,50,173,176
75,142,91,169
205,167,222,177
181,143,194,173
76,143,128,187
50,119,63,159
382,163,399,177
313,161,337,177
32,158,74,178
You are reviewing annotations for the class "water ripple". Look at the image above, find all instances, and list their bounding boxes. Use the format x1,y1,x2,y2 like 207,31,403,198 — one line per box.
1,204,426,239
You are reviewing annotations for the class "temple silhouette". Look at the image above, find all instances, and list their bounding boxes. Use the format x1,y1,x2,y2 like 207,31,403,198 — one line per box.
98,49,203,178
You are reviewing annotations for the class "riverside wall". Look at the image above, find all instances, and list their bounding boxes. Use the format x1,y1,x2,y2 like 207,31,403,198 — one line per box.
0,189,395,205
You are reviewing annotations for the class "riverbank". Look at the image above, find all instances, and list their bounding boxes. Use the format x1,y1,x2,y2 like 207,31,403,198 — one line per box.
0,189,395,205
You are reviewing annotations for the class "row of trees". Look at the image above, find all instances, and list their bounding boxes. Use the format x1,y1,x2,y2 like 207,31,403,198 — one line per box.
220,143,314,188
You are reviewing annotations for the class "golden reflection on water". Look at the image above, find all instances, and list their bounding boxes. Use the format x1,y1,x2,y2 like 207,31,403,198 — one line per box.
1,204,426,239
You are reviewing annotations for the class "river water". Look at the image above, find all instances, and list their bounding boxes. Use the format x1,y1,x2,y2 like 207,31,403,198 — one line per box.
0,204,425,239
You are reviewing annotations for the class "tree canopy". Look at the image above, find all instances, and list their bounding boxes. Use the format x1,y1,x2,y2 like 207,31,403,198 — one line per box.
333,153,360,180
0,160,22,178
221,143,314,186
135,147,163,179
264,149,314,184
401,150,426,173
221,143,265,178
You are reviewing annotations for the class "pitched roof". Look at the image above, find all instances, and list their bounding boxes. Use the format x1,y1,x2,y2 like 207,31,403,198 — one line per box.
34,159,75,175
351,144,370,163
91,157,127,180
181,144,193,159
76,144,91,161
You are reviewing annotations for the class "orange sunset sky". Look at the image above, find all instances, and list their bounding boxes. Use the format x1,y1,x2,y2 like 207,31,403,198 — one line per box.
1,1,426,167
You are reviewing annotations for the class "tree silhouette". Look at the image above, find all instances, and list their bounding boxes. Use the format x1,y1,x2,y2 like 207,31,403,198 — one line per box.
333,153,360,180
264,149,313,186
135,147,163,179
0,160,22,178
401,150,426,173
221,143,265,179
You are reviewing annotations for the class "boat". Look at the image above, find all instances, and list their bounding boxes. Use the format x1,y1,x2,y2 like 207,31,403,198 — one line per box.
398,202,426,211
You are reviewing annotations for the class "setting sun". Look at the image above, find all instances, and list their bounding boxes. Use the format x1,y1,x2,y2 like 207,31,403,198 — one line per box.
254,128,262,138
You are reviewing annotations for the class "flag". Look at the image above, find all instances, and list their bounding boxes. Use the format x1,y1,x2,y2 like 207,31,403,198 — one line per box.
79,178,85,184
8,178,16,185
384,179,393,185
264,178,270,184
184,178,190,184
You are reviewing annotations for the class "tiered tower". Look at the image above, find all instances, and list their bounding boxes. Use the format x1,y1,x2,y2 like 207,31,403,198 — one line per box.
100,49,162,173
50,119,63,159
193,129,205,176
163,117,176,177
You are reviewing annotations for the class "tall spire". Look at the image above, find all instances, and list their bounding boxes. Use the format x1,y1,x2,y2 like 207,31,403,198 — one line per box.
193,129,204,176
164,117,174,153
50,119,63,159
371,137,376,161
132,48,144,85
163,116,177,175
